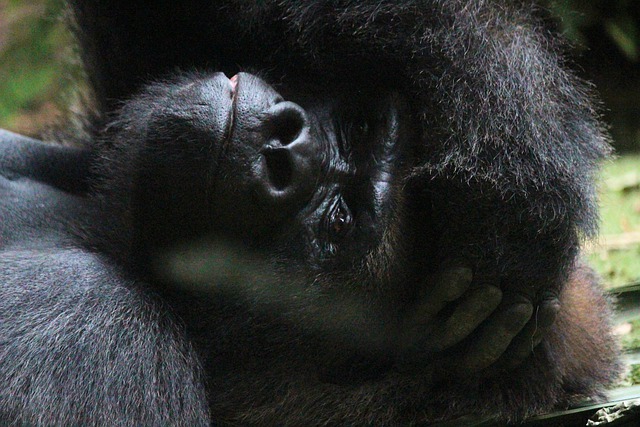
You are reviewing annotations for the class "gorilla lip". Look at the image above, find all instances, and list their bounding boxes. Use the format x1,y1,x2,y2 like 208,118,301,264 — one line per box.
229,74,238,94
224,74,239,145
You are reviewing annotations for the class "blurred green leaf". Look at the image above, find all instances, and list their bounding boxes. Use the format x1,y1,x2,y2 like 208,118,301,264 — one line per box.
605,17,639,61
0,0,70,133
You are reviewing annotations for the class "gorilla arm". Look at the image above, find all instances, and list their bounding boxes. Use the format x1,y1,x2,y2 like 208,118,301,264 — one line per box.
0,248,210,426
268,0,602,372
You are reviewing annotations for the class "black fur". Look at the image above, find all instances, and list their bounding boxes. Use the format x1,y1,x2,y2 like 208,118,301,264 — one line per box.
0,1,620,425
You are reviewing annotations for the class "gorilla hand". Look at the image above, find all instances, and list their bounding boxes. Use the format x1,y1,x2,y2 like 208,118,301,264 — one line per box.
398,261,560,377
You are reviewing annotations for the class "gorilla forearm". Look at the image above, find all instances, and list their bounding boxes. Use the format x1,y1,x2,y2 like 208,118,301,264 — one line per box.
273,0,609,294
0,249,210,426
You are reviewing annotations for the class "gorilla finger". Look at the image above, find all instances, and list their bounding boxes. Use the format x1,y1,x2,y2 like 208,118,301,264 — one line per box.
400,262,472,350
499,297,560,370
427,285,502,352
415,262,473,321
455,303,533,373
432,261,474,301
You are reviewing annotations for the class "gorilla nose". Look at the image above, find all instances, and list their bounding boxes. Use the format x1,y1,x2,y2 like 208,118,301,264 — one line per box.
257,101,318,208
214,72,319,232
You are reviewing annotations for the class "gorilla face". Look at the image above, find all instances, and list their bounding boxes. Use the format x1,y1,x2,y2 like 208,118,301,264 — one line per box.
129,75,412,266
212,73,411,252
102,71,417,381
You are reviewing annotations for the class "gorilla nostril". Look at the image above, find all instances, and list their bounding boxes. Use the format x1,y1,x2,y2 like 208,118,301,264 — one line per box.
267,102,307,146
263,147,293,191
279,121,302,146
258,102,314,203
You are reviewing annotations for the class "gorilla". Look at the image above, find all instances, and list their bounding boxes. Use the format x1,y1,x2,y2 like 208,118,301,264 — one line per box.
0,0,621,425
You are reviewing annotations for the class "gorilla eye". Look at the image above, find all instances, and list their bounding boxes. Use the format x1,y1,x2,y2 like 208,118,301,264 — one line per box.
327,197,353,240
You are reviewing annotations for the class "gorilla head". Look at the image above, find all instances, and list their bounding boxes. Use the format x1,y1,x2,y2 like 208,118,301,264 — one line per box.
117,73,409,247
96,71,421,383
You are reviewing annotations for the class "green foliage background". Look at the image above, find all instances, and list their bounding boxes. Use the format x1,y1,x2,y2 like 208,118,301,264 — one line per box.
0,0,71,134
550,0,639,61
